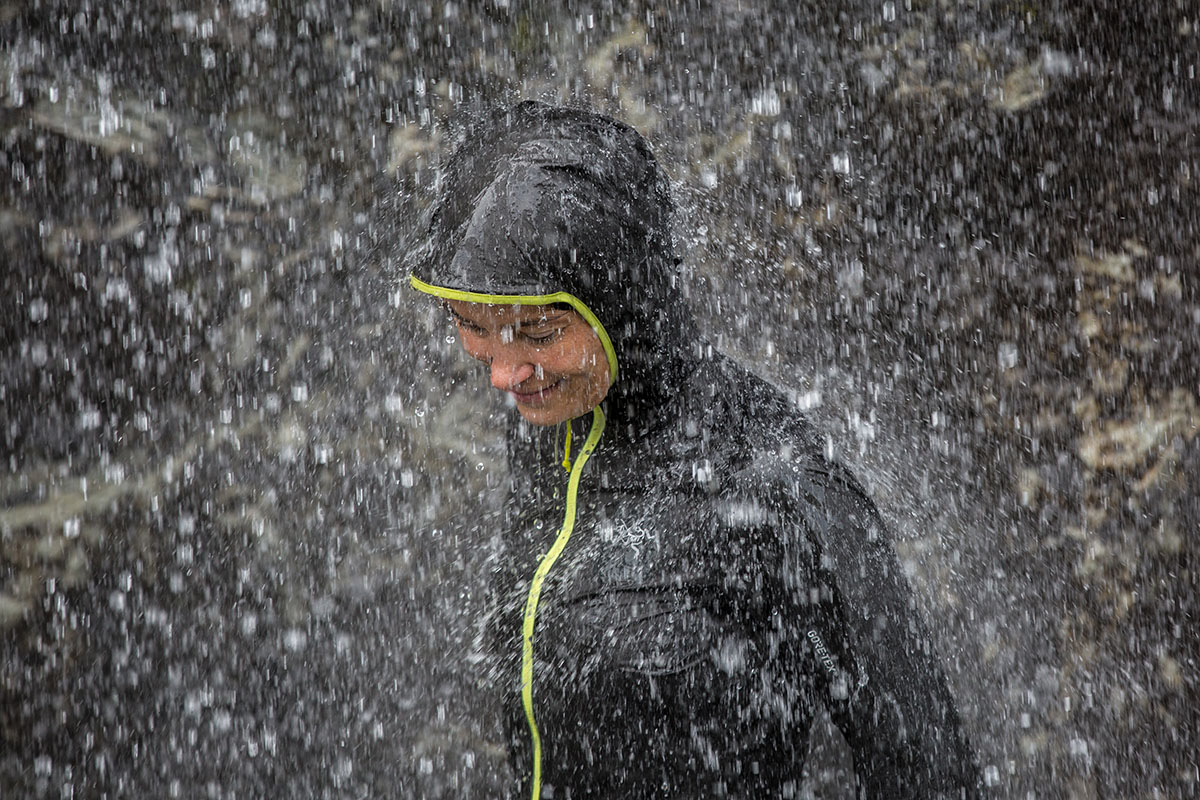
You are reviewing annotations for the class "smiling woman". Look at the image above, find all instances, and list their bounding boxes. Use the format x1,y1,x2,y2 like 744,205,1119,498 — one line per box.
406,100,980,800
444,300,612,426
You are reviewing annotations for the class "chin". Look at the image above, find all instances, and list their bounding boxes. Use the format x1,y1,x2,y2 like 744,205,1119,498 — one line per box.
517,406,568,426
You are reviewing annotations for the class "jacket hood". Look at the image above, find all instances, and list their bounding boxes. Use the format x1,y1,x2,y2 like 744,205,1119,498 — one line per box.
409,101,700,436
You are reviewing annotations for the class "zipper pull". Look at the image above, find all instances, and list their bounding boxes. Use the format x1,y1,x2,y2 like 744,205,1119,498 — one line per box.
561,423,573,472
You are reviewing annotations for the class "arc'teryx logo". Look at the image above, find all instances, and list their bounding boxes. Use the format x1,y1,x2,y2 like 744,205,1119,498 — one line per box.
807,630,837,675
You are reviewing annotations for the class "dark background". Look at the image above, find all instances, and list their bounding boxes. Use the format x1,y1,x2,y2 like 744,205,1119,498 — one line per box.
2,1,1197,797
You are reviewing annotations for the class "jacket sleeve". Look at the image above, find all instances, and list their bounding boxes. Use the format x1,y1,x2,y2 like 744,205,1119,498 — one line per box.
785,461,982,799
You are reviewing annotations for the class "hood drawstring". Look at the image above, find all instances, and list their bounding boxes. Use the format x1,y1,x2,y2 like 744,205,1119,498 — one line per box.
561,423,573,472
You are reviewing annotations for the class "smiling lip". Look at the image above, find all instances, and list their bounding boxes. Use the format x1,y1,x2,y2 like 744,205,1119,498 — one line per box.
509,379,564,406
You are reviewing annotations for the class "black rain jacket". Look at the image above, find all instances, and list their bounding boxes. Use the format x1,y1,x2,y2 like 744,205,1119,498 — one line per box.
409,101,980,799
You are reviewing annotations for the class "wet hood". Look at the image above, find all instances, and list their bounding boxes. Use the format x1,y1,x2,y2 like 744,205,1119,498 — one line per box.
408,101,700,433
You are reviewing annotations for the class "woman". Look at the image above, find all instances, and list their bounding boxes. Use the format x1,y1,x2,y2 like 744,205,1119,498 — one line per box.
408,101,980,799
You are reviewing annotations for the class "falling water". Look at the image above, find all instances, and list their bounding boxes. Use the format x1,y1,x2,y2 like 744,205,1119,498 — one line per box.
3,2,1197,797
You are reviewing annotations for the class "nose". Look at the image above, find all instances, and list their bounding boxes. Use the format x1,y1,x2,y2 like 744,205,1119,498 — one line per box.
489,353,537,392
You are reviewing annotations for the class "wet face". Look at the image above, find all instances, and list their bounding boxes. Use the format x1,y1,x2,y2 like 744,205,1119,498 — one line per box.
445,299,612,426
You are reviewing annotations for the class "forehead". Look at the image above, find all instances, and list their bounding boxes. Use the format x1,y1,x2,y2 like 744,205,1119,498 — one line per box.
446,299,564,324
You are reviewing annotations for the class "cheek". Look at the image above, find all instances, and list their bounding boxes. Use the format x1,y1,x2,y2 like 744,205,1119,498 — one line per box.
592,360,612,393
562,349,597,377
560,332,604,372
576,344,610,391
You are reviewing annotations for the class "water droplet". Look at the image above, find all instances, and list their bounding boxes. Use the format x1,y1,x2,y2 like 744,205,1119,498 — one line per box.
28,297,48,322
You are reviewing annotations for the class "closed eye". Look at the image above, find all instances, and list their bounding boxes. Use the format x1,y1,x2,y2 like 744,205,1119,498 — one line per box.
454,319,487,336
523,329,563,344
460,320,487,335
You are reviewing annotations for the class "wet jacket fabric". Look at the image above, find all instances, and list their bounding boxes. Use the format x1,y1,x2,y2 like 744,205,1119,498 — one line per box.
409,101,980,799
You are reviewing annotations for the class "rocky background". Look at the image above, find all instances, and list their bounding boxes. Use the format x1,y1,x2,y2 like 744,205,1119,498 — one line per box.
2,1,1196,797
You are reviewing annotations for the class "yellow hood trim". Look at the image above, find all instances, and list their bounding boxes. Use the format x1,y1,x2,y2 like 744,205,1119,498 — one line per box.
409,275,619,384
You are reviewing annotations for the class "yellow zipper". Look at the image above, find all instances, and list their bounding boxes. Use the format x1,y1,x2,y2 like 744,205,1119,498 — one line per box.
520,405,606,800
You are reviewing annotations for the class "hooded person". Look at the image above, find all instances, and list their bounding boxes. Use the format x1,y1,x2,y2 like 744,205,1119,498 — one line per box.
407,100,980,799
